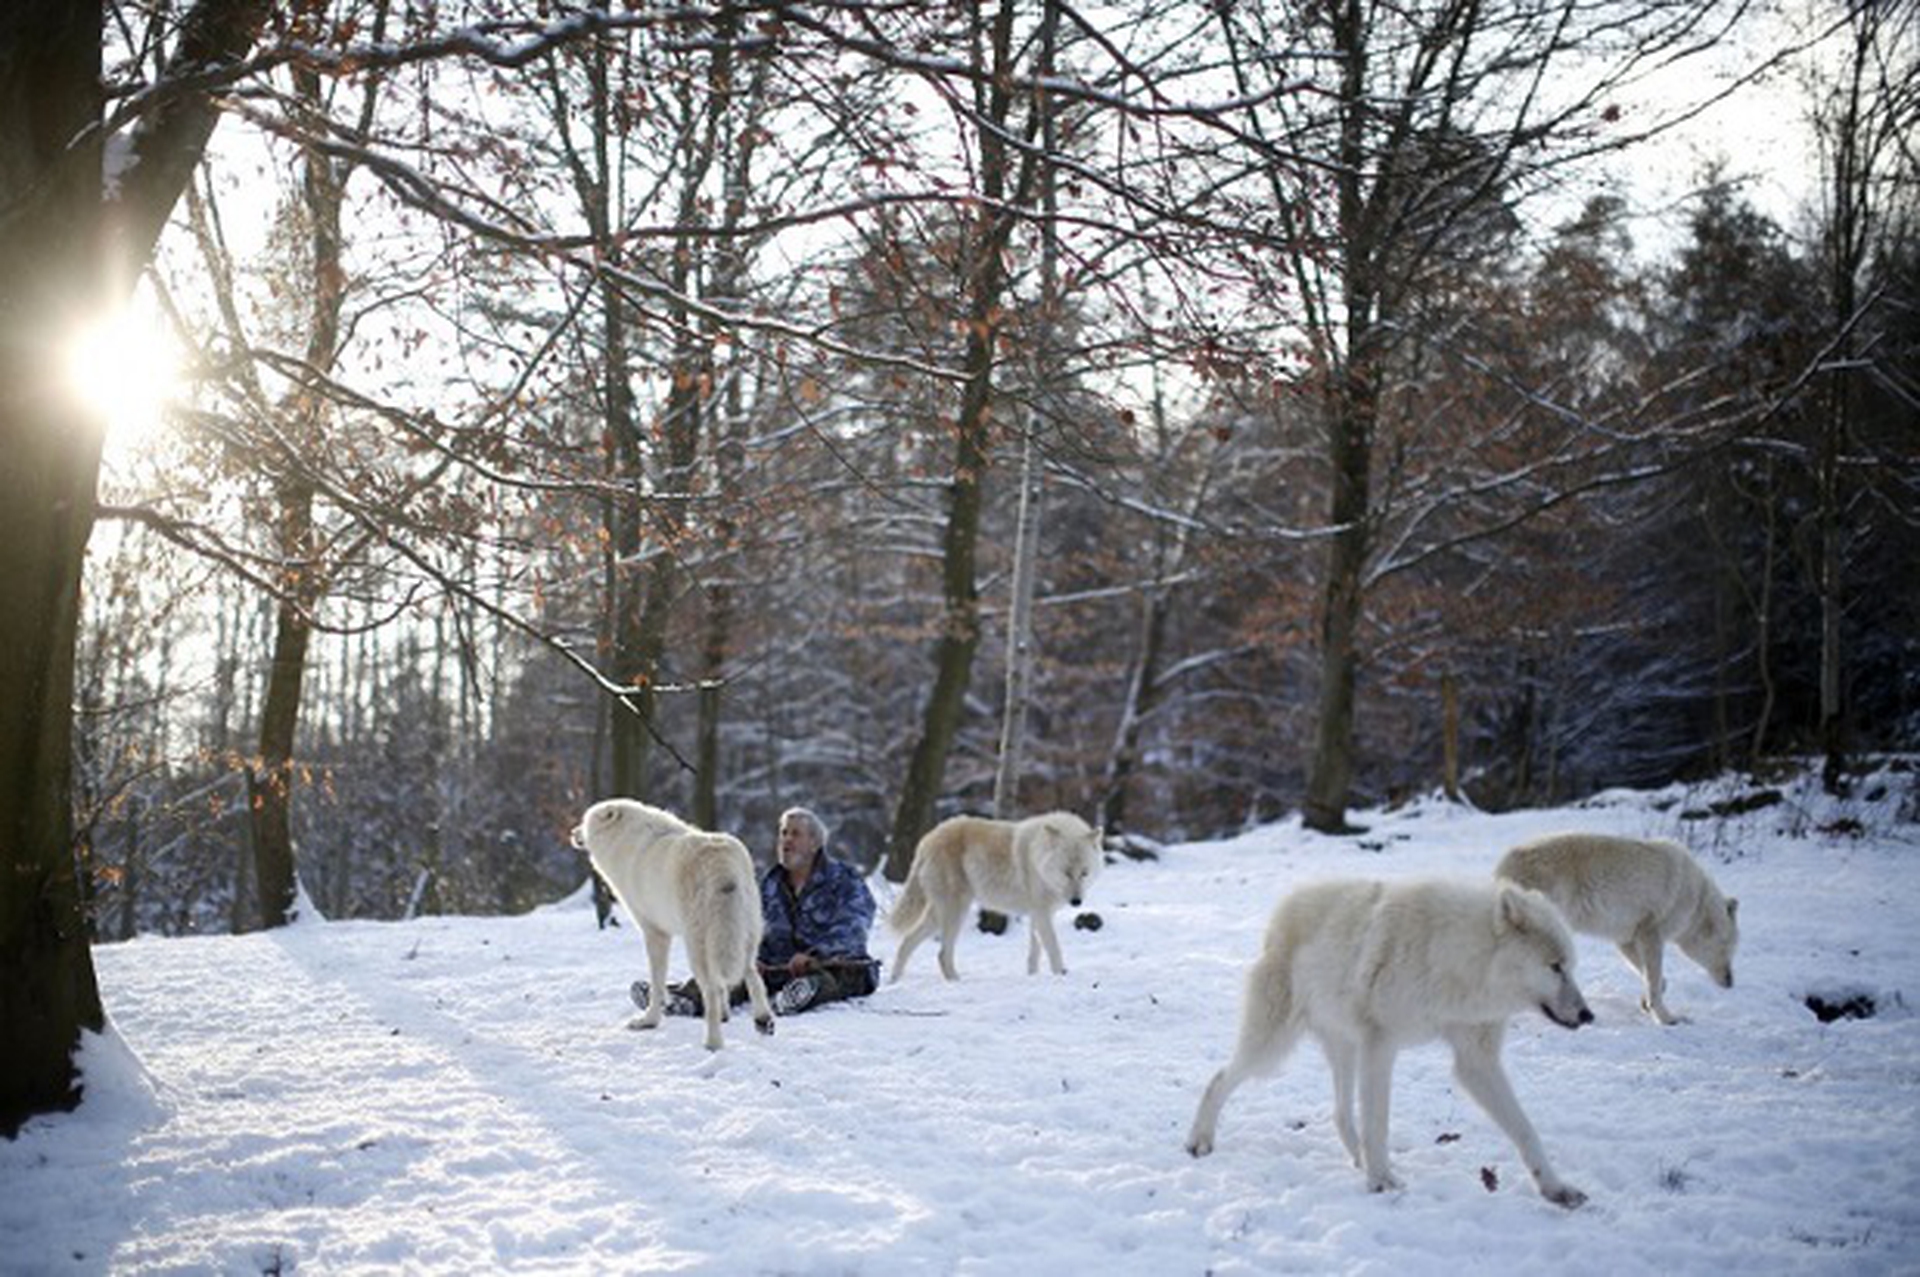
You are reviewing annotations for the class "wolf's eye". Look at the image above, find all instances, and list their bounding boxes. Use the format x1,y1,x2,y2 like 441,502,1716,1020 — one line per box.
1549,962,1564,976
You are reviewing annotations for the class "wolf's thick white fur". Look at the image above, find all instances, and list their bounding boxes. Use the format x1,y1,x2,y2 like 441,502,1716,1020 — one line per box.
571,799,775,1050
1186,877,1593,1208
1495,832,1739,1025
890,812,1104,981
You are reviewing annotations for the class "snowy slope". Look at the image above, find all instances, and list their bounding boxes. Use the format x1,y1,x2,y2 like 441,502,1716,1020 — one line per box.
5,768,1918,1275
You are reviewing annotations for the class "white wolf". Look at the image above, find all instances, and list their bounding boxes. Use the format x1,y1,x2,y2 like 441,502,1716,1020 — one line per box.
1185,877,1593,1208
571,799,775,1050
1495,832,1739,1025
890,812,1104,981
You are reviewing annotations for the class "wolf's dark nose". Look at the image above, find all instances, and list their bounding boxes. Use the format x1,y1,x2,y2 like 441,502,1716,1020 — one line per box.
1578,1007,1594,1026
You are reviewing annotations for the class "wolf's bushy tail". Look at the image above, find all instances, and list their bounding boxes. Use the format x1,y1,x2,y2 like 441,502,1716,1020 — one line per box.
696,856,762,984
890,865,930,934
1231,939,1301,1075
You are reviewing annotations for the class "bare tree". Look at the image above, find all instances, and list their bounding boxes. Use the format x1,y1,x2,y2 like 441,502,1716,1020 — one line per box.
1190,0,1771,832
1806,0,1919,791
883,0,1052,878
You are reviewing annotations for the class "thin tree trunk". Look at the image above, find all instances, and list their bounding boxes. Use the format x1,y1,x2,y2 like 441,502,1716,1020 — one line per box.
884,0,1026,881
1302,0,1378,836
245,62,350,931
991,0,1059,823
693,4,763,831
1099,274,1204,839
118,806,141,943
246,555,313,930
1302,360,1376,834
1101,587,1171,837
1749,463,1778,770
1816,8,1876,796
577,42,650,807
884,409,991,879
992,427,1043,819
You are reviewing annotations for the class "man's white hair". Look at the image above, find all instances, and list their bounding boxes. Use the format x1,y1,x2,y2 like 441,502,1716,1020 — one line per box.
780,806,830,851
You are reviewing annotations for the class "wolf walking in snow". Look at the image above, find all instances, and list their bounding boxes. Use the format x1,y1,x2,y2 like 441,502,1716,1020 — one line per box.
1495,832,1739,1025
572,799,775,1050
890,812,1104,981
1185,877,1593,1208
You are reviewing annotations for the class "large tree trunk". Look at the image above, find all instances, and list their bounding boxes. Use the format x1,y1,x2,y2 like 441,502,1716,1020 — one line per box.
2,0,268,1131
0,1,109,1139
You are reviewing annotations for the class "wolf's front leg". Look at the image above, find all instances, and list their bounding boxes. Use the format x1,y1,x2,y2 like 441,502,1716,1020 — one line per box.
1357,1036,1403,1193
1633,927,1682,1025
1030,908,1067,975
1447,1024,1586,1209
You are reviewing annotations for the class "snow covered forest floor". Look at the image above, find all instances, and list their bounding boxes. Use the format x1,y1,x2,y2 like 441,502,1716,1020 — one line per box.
6,765,1919,1274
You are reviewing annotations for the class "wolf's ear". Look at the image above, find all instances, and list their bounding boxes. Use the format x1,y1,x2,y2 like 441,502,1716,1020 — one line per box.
1497,883,1530,934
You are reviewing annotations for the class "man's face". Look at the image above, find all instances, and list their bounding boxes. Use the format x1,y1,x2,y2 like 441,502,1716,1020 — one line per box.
778,817,820,871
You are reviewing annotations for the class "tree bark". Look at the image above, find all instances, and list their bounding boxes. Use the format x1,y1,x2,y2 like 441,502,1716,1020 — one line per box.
2,0,269,1135
0,0,109,1139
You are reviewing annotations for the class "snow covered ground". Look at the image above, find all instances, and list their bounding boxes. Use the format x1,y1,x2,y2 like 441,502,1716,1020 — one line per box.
7,767,1919,1275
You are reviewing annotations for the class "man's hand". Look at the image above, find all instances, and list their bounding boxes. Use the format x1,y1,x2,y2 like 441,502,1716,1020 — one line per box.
787,953,817,977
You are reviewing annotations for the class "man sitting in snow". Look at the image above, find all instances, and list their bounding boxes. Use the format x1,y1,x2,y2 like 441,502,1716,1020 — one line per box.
631,806,880,1017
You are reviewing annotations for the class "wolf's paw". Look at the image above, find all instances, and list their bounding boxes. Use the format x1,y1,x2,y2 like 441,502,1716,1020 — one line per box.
1185,1134,1214,1158
1641,993,1686,1025
1541,1181,1588,1210
1366,1169,1405,1194
755,1015,776,1037
628,1013,663,1032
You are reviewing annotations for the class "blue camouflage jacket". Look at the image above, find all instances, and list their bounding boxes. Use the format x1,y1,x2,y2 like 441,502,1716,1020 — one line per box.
759,854,876,967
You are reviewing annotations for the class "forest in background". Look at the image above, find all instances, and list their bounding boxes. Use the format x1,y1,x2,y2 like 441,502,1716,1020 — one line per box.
41,0,1920,944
